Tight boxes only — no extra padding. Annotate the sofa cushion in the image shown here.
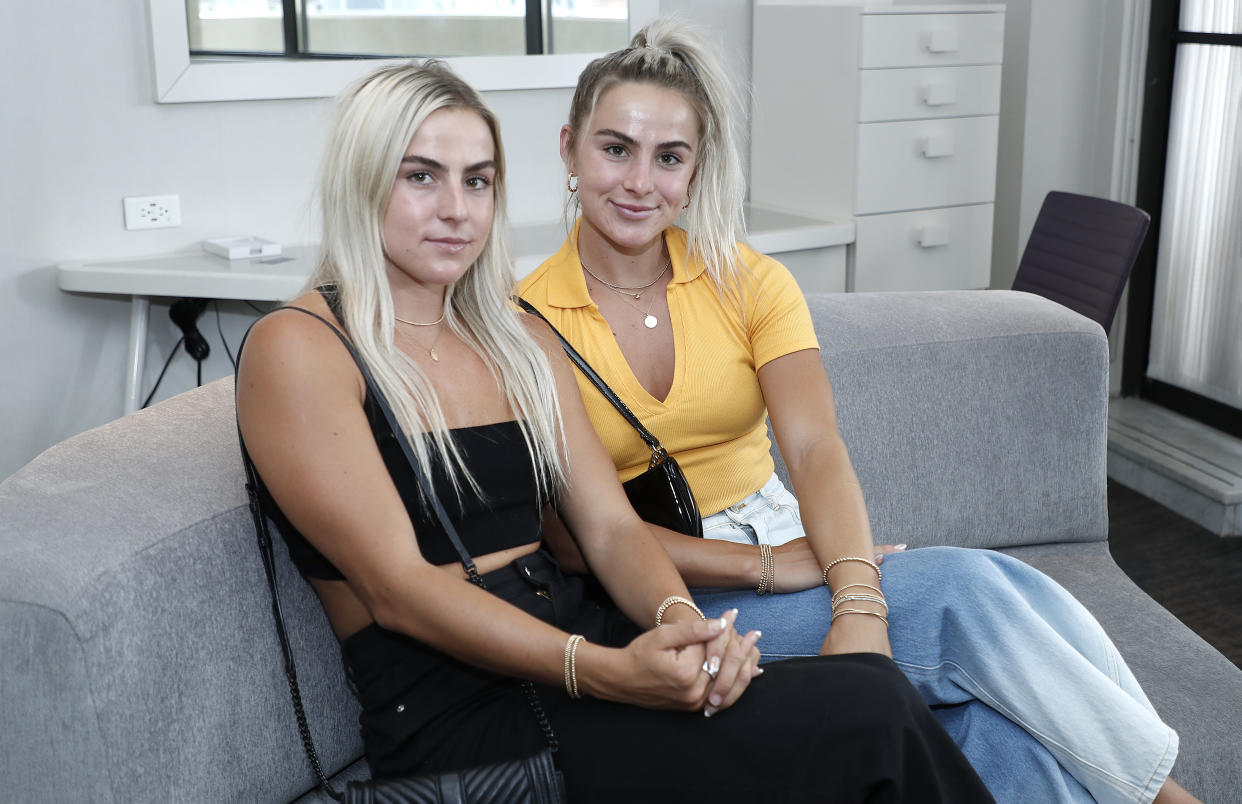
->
[773,290,1110,551]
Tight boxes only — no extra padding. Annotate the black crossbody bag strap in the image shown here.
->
[513,296,668,463]
[235,306,557,802]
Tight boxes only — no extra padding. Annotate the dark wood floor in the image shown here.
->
[1107,480,1242,669]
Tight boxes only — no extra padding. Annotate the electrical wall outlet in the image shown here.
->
[123,194,181,230]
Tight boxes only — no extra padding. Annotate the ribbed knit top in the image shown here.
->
[517,222,819,515]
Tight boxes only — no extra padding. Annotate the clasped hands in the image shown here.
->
[621,608,761,717]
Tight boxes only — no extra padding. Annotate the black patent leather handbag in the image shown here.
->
[515,297,703,539]
[237,306,566,804]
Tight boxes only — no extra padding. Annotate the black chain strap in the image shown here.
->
[512,296,667,460]
[243,470,343,801]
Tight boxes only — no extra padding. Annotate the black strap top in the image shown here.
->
[249,292,545,579]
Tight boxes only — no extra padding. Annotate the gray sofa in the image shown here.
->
[2,290,1239,802]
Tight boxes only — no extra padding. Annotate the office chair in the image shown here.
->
[1011,191,1151,334]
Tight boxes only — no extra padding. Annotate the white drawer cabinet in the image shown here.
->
[860,11,1005,68]
[751,2,1004,291]
[853,203,994,291]
[858,65,1002,122]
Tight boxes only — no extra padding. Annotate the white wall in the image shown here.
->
[988,0,1135,395]
[994,0,1130,289]
[0,1,572,478]
[0,0,1137,478]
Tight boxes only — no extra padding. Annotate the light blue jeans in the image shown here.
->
[693,475,1178,804]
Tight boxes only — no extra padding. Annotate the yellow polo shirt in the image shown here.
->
[517,223,819,515]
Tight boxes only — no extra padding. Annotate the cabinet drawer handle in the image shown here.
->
[923,29,960,54]
[921,82,958,107]
[920,134,955,159]
[917,225,950,248]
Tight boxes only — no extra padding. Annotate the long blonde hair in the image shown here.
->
[564,18,748,288]
[309,61,567,501]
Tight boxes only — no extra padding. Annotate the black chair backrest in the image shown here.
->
[1011,191,1151,334]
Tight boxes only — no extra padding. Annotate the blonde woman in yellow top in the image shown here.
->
[519,18,1197,804]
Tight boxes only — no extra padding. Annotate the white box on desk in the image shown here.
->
[203,236,282,260]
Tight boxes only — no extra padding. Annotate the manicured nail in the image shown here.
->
[895,544,907,551]
[756,667,765,675]
[708,656,721,675]
[874,554,884,563]
[717,617,727,629]
[753,630,762,639]
[709,693,722,707]
[704,706,717,718]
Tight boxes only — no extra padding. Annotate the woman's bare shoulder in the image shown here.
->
[238,290,362,410]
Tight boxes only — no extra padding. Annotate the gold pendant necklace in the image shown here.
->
[395,314,445,361]
[611,288,660,329]
[582,257,669,329]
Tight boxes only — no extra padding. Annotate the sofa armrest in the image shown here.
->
[774,290,1109,551]
[0,378,359,802]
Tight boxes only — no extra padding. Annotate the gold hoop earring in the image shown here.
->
[567,173,579,193]
[682,191,691,210]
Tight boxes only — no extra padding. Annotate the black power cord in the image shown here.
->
[214,300,238,372]
[140,298,212,409]
[171,298,211,362]
[141,298,269,408]
[141,336,186,409]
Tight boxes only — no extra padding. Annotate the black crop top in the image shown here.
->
[250,296,545,580]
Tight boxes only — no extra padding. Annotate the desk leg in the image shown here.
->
[124,296,150,415]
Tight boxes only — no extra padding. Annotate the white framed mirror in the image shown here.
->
[147,0,659,103]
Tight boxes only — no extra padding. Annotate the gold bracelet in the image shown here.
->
[830,608,889,627]
[832,594,889,611]
[822,556,882,586]
[655,595,705,627]
[757,543,775,596]
[564,634,585,699]
[832,582,883,598]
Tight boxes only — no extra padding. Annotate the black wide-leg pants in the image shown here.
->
[342,550,992,803]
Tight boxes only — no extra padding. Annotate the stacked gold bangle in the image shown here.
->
[654,595,705,627]
[756,543,775,596]
[821,555,882,586]
[824,560,889,627]
[563,634,585,699]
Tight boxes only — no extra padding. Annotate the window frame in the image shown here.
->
[148,0,658,103]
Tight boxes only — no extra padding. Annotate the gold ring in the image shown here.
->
[701,660,719,680]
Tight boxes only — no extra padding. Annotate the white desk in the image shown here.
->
[57,205,852,414]
[58,246,319,414]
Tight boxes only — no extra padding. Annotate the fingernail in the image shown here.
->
[708,656,721,675]
[717,617,727,629]
[709,693,722,706]
[756,667,765,675]
[704,706,716,718]
[895,544,907,551]
[874,553,885,563]
[754,630,762,639]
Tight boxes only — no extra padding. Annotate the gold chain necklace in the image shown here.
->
[581,257,670,300]
[395,311,446,361]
